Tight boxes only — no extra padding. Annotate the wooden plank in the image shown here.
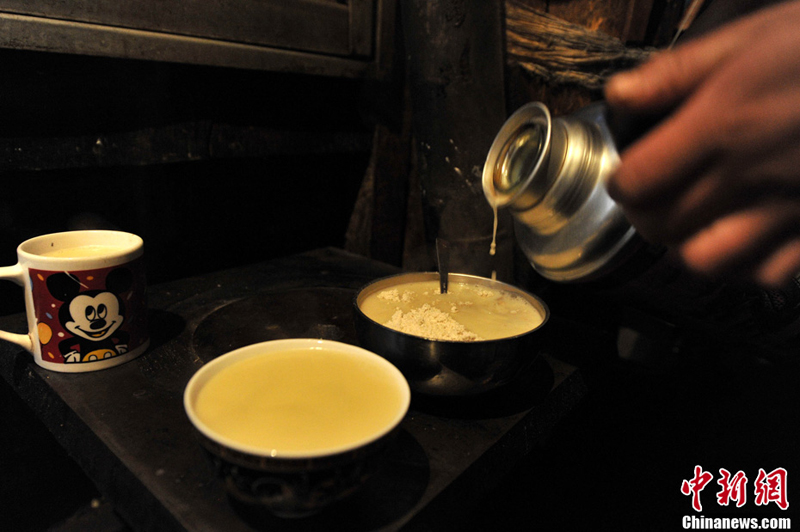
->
[372,0,398,80]
[0,0,352,56]
[368,124,410,266]
[0,13,373,77]
[546,0,635,40]
[622,0,656,43]
[350,0,375,56]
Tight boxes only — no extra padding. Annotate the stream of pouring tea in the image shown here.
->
[490,205,498,257]
[490,204,498,280]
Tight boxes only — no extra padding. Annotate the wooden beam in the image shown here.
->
[0,0,351,56]
[0,123,372,171]
[0,12,374,77]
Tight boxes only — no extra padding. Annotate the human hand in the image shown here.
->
[604,0,800,288]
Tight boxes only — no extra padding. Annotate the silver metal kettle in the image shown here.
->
[483,101,641,282]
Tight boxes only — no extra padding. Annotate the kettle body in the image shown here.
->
[483,101,642,282]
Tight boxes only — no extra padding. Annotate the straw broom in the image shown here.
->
[504,0,707,90]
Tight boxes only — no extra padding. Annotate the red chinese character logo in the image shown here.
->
[717,469,748,508]
[682,465,714,512]
[754,467,789,510]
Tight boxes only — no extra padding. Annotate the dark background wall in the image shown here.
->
[0,48,375,316]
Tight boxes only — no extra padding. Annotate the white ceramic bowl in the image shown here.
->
[184,338,410,517]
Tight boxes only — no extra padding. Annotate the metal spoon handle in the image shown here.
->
[436,238,449,294]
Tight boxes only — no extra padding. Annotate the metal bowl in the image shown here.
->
[353,272,549,396]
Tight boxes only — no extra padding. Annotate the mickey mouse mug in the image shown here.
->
[0,230,149,372]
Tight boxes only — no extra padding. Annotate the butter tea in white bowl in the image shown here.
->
[183,338,410,517]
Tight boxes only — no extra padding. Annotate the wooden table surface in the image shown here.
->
[0,248,586,531]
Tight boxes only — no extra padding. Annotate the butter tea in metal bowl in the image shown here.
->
[354,272,549,396]
[183,339,411,518]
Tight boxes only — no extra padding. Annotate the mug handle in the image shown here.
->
[0,264,34,352]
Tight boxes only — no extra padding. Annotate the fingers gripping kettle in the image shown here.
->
[484,101,800,360]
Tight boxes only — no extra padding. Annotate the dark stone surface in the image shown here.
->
[0,248,584,531]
